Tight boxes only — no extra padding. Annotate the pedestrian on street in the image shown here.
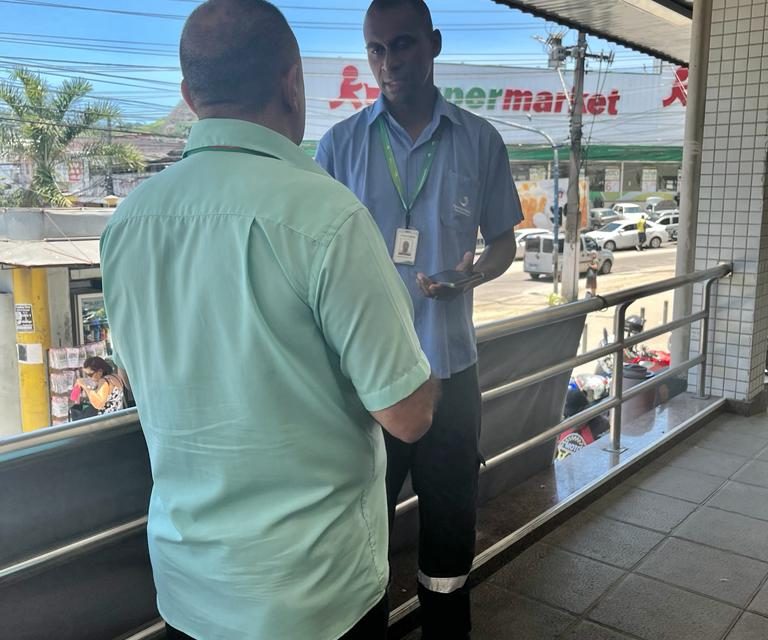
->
[636,214,647,251]
[316,1,522,637]
[586,252,599,298]
[100,1,437,639]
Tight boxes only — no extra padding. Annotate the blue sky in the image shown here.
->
[0,0,660,123]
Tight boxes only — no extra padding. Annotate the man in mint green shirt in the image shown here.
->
[100,2,435,638]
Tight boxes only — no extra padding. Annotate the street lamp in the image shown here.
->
[483,116,562,294]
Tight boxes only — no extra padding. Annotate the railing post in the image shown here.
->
[606,301,631,453]
[695,278,717,399]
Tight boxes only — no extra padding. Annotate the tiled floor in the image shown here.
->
[461,409,768,639]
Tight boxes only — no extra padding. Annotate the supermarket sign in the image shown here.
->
[329,63,621,116]
[302,58,687,146]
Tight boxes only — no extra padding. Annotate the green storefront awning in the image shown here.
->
[505,144,682,163]
[301,141,682,164]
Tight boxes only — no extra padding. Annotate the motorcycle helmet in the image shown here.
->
[625,314,645,335]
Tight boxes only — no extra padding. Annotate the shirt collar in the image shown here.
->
[366,91,462,129]
[184,118,325,176]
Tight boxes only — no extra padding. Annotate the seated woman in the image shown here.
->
[75,356,125,415]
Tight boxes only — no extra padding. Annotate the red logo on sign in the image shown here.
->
[329,65,380,110]
[663,67,688,107]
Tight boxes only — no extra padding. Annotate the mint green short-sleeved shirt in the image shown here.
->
[100,119,430,640]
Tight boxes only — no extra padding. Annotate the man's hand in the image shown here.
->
[416,251,475,299]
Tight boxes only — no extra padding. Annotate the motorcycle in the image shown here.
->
[594,315,670,376]
[557,315,671,460]
[556,373,611,460]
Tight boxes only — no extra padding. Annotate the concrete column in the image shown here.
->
[12,267,52,431]
[689,0,768,411]
[671,0,713,367]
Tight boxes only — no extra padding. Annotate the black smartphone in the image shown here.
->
[428,270,483,291]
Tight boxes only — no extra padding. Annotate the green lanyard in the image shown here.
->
[377,118,439,229]
[182,146,279,160]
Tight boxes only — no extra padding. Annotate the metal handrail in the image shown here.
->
[0,263,733,589]
[396,261,730,515]
[476,262,730,342]
[0,263,730,458]
[0,407,138,456]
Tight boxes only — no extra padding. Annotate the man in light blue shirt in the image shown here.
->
[100,1,436,639]
[316,1,522,637]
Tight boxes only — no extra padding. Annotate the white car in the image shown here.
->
[585,220,669,251]
[651,212,679,241]
[611,202,644,219]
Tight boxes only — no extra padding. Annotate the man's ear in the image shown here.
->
[431,29,442,59]
[181,79,198,116]
[281,63,302,113]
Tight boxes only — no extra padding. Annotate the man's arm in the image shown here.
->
[371,377,438,443]
[471,227,517,284]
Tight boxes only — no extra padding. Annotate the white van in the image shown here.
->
[523,234,613,280]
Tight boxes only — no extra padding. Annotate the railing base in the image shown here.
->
[602,446,628,454]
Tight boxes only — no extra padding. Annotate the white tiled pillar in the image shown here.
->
[691,0,768,406]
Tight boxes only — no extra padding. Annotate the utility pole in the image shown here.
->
[561,32,587,302]
[543,33,612,298]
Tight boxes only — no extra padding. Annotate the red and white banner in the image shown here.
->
[303,57,687,146]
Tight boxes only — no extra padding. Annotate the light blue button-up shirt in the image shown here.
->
[317,93,523,378]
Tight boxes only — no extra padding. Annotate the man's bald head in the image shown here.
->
[180,0,299,113]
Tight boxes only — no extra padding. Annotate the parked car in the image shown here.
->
[523,233,613,280]
[588,208,622,230]
[645,199,678,216]
[611,202,644,219]
[651,212,679,241]
[585,219,669,251]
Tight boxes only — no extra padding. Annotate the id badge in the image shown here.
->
[393,228,419,265]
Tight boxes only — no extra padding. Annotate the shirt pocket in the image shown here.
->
[440,170,480,231]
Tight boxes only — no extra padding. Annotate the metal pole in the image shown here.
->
[551,147,560,294]
[607,301,631,453]
[106,116,114,196]
[482,116,561,294]
[619,161,625,199]
[696,278,717,399]
[671,0,713,368]
[663,300,669,325]
[562,31,587,302]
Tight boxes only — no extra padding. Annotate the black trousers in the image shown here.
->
[385,364,482,640]
[165,594,388,640]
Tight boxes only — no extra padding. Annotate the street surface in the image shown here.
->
[473,245,678,365]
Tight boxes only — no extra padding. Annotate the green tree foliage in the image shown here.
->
[0,67,144,207]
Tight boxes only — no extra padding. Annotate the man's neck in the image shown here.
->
[386,87,438,142]
[195,104,300,145]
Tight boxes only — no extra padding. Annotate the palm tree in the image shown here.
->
[0,67,144,207]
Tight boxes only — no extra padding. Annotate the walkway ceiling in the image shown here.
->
[0,239,100,267]
[492,0,693,66]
